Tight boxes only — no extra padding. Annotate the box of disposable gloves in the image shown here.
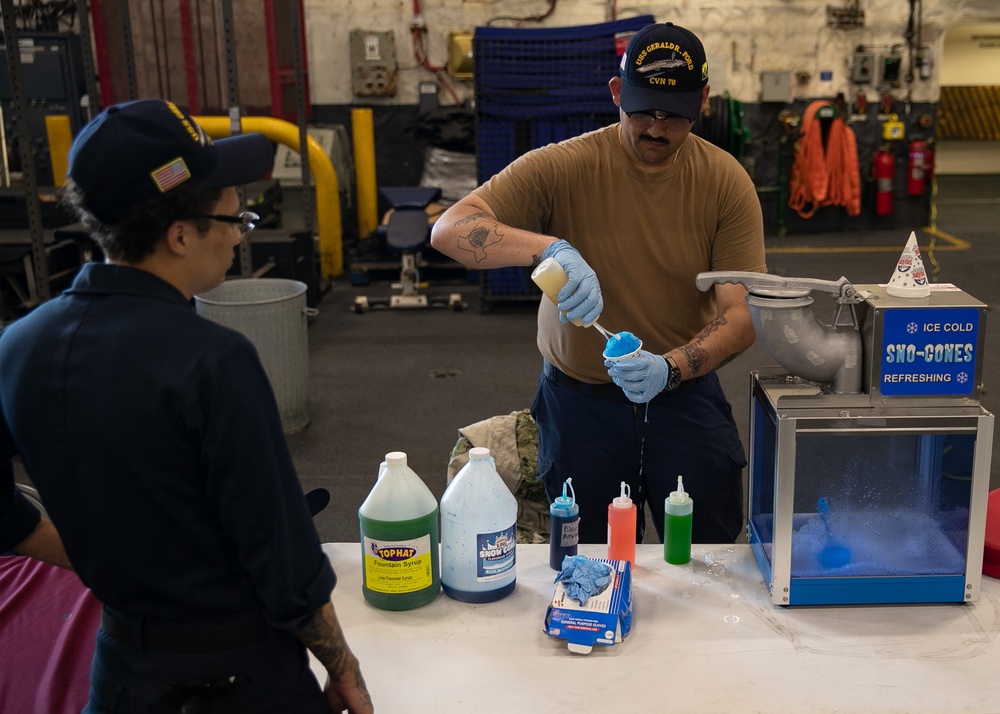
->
[543,556,633,654]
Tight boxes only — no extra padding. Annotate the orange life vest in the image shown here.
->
[788,100,861,218]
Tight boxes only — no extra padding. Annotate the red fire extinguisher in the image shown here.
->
[908,140,931,196]
[873,147,894,216]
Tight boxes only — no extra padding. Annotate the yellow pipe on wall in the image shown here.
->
[44,115,72,187]
[193,115,343,278]
[351,108,379,240]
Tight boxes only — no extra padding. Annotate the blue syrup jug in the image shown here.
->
[440,447,517,602]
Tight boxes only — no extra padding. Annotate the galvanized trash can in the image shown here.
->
[194,278,314,434]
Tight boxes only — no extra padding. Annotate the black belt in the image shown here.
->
[544,361,631,403]
[101,607,268,653]
[543,361,707,403]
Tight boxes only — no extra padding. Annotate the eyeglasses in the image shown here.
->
[625,111,694,129]
[189,211,260,243]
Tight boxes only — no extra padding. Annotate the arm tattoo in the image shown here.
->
[693,316,727,342]
[681,316,730,375]
[718,352,740,368]
[454,211,504,264]
[296,606,353,676]
[680,344,711,375]
[296,604,372,709]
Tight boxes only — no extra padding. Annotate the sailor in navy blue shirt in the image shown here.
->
[0,100,373,714]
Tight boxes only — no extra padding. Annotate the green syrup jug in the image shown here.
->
[358,451,441,610]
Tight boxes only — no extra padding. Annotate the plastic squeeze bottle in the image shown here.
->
[358,451,441,610]
[440,447,518,602]
[664,475,693,565]
[531,257,586,326]
[607,481,637,566]
[549,478,580,570]
[532,256,618,342]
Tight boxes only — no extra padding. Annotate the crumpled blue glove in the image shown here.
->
[555,555,613,605]
[605,350,669,403]
[541,239,603,326]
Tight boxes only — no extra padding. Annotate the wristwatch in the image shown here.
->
[664,355,683,391]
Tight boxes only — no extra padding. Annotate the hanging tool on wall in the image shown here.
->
[852,91,868,118]
[878,92,894,117]
[787,100,861,219]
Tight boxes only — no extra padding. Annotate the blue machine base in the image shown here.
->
[748,524,969,606]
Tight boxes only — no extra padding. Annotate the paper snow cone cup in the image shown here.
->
[886,231,931,298]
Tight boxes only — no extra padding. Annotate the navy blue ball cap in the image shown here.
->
[67,99,273,225]
[618,23,709,121]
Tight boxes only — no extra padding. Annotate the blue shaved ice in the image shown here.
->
[604,331,641,358]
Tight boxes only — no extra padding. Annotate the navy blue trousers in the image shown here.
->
[532,362,746,545]
[83,625,329,713]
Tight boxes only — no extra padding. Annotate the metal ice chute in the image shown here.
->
[695,271,864,394]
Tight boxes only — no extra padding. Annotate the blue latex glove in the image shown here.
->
[541,239,603,326]
[606,350,669,403]
[555,555,613,605]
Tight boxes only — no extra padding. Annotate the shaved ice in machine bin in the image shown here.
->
[603,331,642,360]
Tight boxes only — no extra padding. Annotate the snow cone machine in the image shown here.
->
[696,270,994,606]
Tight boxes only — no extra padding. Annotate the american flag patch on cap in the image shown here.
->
[150,157,191,192]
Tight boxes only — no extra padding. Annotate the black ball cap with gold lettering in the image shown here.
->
[68,99,273,225]
[618,22,709,121]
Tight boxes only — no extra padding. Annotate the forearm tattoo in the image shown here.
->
[680,316,730,375]
[680,343,711,374]
[298,606,354,677]
[454,211,504,263]
[718,352,740,368]
[297,607,373,706]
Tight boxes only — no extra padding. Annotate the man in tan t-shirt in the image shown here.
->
[431,23,766,546]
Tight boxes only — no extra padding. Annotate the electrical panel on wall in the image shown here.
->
[850,51,874,84]
[880,54,902,87]
[760,71,791,103]
[350,30,398,97]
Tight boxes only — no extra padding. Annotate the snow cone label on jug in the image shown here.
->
[363,534,435,594]
[476,526,516,582]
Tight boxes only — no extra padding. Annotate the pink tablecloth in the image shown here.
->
[0,556,100,714]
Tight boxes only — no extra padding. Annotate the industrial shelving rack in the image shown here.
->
[0,0,314,319]
[472,14,653,313]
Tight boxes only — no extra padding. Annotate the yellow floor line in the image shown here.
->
[766,226,971,254]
